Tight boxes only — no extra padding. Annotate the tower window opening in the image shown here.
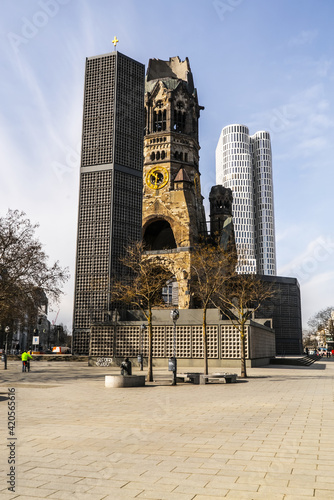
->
[173,109,186,133]
[153,109,166,132]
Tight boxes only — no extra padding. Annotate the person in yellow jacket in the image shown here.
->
[21,350,32,372]
[27,349,33,372]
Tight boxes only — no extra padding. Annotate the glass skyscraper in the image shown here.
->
[216,124,276,275]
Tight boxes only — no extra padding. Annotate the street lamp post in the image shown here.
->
[138,324,145,371]
[4,326,10,370]
[169,309,179,386]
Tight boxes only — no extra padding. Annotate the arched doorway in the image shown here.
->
[143,220,177,250]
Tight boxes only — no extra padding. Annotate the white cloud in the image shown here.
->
[275,224,300,244]
[278,236,334,284]
[295,136,328,157]
[301,271,334,325]
[288,29,318,47]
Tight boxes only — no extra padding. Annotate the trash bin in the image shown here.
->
[168,357,176,372]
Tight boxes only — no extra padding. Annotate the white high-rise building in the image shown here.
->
[216,124,276,275]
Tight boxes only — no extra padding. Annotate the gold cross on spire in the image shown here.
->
[112,36,119,50]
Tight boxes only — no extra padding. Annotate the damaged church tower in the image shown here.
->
[209,185,236,252]
[142,56,207,308]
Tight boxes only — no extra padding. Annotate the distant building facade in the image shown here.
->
[72,51,145,355]
[216,124,276,275]
[255,275,303,355]
[2,289,50,354]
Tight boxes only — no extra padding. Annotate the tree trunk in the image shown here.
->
[203,308,208,375]
[240,322,247,378]
[147,308,153,382]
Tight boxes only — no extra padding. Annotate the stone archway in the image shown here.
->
[143,219,177,251]
[142,218,192,309]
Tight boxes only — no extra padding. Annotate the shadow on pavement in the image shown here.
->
[266,363,326,370]
[0,392,9,401]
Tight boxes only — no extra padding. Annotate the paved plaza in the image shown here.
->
[1,358,334,499]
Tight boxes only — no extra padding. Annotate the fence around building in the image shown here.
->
[82,310,275,368]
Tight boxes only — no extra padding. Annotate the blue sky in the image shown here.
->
[1,0,334,330]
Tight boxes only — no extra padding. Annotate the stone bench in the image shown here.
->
[105,375,146,388]
[200,373,238,384]
[178,372,237,385]
[177,372,203,384]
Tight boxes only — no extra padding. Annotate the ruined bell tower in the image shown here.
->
[142,56,207,308]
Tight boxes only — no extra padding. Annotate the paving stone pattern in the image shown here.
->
[1,359,334,499]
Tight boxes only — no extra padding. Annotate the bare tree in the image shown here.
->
[308,306,334,341]
[302,329,318,350]
[191,241,236,375]
[112,241,173,382]
[218,274,274,378]
[0,210,69,330]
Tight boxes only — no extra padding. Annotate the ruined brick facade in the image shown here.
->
[142,57,207,308]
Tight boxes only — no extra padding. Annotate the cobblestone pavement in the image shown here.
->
[1,358,334,499]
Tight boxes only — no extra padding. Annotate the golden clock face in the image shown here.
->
[146,167,169,190]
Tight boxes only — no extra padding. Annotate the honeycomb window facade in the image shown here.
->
[89,324,250,360]
[73,51,145,355]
